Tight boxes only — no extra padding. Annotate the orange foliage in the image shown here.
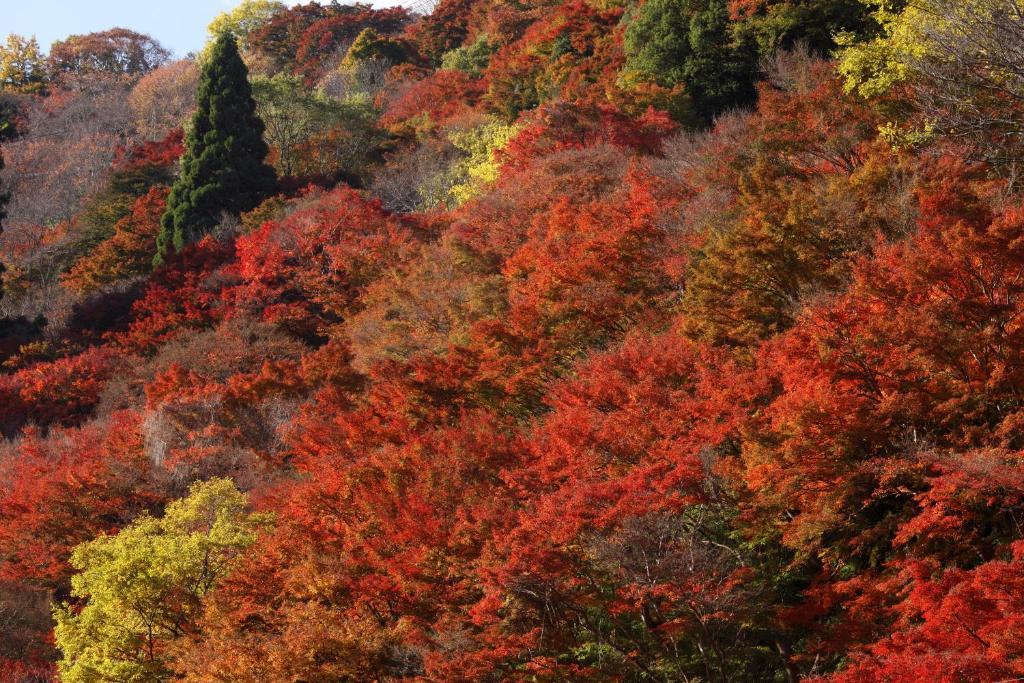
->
[63,186,169,293]
[5,3,1024,681]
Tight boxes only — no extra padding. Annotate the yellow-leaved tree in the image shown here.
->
[838,0,1024,159]
[201,0,285,66]
[54,478,271,682]
[0,33,47,94]
[419,116,521,209]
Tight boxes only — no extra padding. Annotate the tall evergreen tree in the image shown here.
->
[155,33,275,265]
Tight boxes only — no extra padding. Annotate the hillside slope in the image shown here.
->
[2,0,1024,680]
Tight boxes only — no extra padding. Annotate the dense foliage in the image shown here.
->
[154,33,275,265]
[48,29,170,80]
[1,0,1024,680]
[53,478,269,682]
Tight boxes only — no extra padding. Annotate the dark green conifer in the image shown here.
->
[155,33,275,265]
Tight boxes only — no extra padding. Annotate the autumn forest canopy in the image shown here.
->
[3,0,1024,680]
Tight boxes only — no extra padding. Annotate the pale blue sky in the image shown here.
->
[5,1,401,59]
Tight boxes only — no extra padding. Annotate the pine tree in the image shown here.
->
[155,33,275,266]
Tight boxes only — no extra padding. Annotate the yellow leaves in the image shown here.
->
[447,118,520,205]
[54,478,271,683]
[835,0,921,99]
[878,119,937,150]
[837,0,1024,156]
[420,117,521,210]
[205,0,285,52]
[837,0,1010,98]
[0,34,47,94]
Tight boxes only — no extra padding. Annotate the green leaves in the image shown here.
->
[251,72,347,176]
[622,0,758,124]
[155,33,276,266]
[440,34,496,77]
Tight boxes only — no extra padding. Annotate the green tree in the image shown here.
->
[251,72,347,176]
[439,34,495,77]
[54,478,270,683]
[738,0,872,57]
[155,33,276,265]
[623,0,758,124]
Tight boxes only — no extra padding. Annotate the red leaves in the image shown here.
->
[752,54,880,176]
[734,159,1024,675]
[807,166,1024,452]
[116,237,236,353]
[482,0,625,117]
[245,1,410,81]
[893,450,1024,561]
[0,413,159,670]
[381,69,486,130]
[293,5,410,80]
[0,412,158,587]
[499,102,676,172]
[231,186,413,336]
[489,169,680,389]
[497,331,736,568]
[113,129,184,174]
[63,185,169,293]
[7,8,1024,678]
[445,330,763,677]
[0,347,119,437]
[825,547,1024,682]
